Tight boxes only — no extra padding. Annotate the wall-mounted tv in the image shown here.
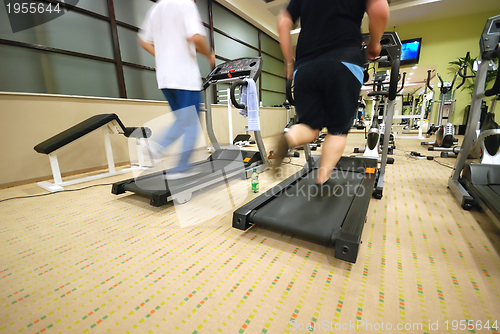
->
[378,38,422,68]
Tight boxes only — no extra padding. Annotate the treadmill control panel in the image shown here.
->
[481,15,500,59]
[203,57,262,89]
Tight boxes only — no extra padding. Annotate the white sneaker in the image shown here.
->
[165,169,200,180]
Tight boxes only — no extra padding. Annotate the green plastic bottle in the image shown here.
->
[251,168,259,193]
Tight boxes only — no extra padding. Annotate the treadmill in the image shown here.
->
[232,32,402,263]
[448,15,500,228]
[112,57,269,207]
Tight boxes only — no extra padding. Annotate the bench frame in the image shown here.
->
[38,120,150,192]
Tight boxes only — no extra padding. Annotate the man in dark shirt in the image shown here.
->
[276,0,389,185]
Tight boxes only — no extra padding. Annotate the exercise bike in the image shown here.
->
[354,69,402,156]
[353,63,398,161]
[422,55,468,149]
[442,94,499,161]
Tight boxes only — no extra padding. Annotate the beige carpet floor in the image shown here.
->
[1,133,499,334]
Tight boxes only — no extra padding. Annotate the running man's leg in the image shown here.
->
[272,62,323,173]
[272,124,320,174]
[171,90,201,172]
[316,134,346,184]
[157,89,186,150]
[318,61,362,184]
[285,123,320,148]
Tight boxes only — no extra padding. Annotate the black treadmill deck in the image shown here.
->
[232,156,378,263]
[252,168,364,245]
[112,155,246,207]
[462,163,500,224]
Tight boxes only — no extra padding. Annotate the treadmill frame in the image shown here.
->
[232,32,403,263]
[233,157,378,263]
[112,57,269,206]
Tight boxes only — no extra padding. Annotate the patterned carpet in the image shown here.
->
[1,133,499,334]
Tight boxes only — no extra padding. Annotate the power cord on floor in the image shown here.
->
[0,183,114,203]
[283,158,304,168]
[405,151,434,161]
[404,151,454,169]
[268,151,304,168]
[433,158,454,169]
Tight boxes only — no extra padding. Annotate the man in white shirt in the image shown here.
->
[138,0,215,178]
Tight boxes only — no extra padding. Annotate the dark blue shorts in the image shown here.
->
[293,59,362,135]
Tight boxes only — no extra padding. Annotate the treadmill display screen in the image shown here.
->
[206,58,261,83]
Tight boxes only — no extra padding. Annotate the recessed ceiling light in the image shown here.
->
[409,72,414,75]
[412,66,418,69]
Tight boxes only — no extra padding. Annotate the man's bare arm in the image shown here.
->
[366,0,389,60]
[278,9,295,79]
[137,36,155,56]
[190,34,216,68]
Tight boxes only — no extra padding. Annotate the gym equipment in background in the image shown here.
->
[353,68,402,157]
[448,15,500,228]
[353,98,367,130]
[421,56,469,149]
[34,114,152,192]
[440,97,496,159]
[216,87,256,148]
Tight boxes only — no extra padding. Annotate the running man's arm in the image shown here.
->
[366,0,389,60]
[278,9,295,79]
[190,34,216,68]
[137,37,155,56]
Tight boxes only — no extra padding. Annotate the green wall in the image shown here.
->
[390,11,499,124]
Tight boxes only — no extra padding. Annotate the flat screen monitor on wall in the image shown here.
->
[378,38,422,68]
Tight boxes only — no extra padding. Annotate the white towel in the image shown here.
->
[238,78,260,131]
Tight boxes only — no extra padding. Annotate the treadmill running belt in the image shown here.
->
[251,168,363,245]
[473,185,500,220]
[121,158,245,205]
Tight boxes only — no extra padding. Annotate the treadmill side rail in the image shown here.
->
[447,177,474,210]
[233,209,254,230]
[335,173,377,263]
[111,182,126,195]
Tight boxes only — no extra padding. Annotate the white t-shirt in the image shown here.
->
[139,0,206,91]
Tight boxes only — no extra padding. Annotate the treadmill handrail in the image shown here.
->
[230,80,248,109]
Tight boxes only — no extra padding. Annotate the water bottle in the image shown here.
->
[251,168,259,193]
